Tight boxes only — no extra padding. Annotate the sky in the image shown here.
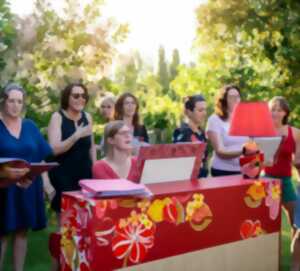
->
[9,0,205,64]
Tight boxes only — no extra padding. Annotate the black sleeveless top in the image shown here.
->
[48,110,92,212]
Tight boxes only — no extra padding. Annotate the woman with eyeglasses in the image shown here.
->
[48,83,96,213]
[173,94,208,177]
[114,92,149,145]
[47,83,95,270]
[92,120,139,182]
[206,85,248,176]
[0,83,53,271]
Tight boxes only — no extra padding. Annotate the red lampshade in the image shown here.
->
[229,102,276,137]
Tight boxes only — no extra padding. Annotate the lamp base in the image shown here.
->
[240,142,264,179]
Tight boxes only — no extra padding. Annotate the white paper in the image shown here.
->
[253,136,282,163]
[140,157,196,184]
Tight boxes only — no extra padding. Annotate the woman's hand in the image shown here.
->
[16,178,32,189]
[74,123,92,141]
[1,166,29,180]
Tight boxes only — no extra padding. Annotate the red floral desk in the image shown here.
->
[60,176,281,271]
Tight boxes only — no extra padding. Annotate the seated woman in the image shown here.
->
[172,94,208,177]
[93,120,139,182]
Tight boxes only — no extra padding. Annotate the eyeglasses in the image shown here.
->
[116,130,132,136]
[228,94,240,100]
[71,93,88,100]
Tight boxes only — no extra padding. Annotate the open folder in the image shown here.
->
[253,136,282,164]
[0,158,58,179]
[79,179,152,198]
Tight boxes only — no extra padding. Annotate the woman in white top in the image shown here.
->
[206,85,248,176]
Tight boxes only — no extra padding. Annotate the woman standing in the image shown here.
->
[93,120,138,182]
[173,94,208,177]
[206,85,248,176]
[0,84,52,271]
[48,83,95,213]
[263,97,300,271]
[114,92,149,144]
[99,95,115,123]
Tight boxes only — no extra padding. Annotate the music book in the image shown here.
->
[79,179,152,198]
[253,137,282,164]
[0,158,58,179]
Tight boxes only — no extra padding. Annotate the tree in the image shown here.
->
[193,0,300,123]
[1,0,128,128]
[157,46,169,93]
[169,49,180,82]
[0,0,16,72]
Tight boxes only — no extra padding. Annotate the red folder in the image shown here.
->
[0,158,58,180]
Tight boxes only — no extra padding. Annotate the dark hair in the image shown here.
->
[60,83,89,110]
[184,94,206,111]
[103,120,126,155]
[215,84,241,120]
[114,92,139,128]
[269,96,290,124]
[0,83,26,111]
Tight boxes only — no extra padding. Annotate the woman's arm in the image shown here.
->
[48,112,91,156]
[42,172,55,201]
[86,113,96,163]
[293,127,300,174]
[206,130,243,159]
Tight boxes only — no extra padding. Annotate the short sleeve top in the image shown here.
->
[206,114,248,171]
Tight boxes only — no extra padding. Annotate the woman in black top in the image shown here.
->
[48,83,95,212]
[173,95,208,177]
[114,92,149,143]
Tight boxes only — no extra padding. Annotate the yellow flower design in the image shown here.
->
[119,218,128,229]
[147,199,165,222]
[246,181,266,201]
[137,199,151,212]
[128,210,140,226]
[271,184,281,200]
[139,214,153,229]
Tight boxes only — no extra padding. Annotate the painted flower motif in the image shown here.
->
[91,217,115,247]
[185,193,213,231]
[147,199,165,222]
[61,227,77,269]
[240,220,265,239]
[265,182,281,220]
[246,181,266,201]
[112,212,156,266]
[137,199,151,212]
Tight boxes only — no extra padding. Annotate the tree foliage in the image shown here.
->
[0,0,16,71]
[189,0,300,124]
[1,0,128,129]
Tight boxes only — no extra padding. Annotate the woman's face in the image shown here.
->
[187,101,207,126]
[227,88,241,113]
[109,125,133,152]
[4,90,24,118]
[123,96,137,118]
[68,86,87,112]
[100,100,114,121]
[270,101,286,125]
